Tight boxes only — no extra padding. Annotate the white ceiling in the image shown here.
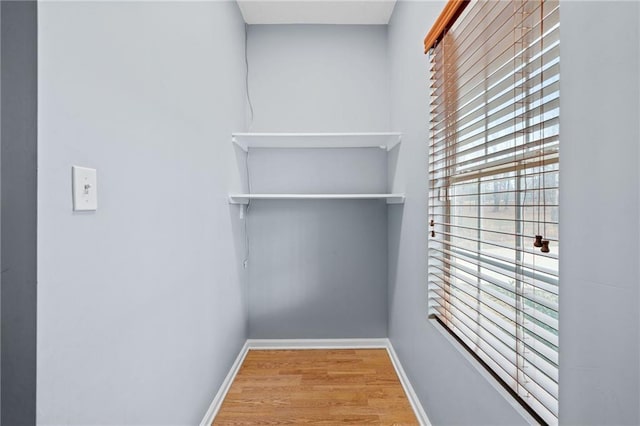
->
[236,1,398,25]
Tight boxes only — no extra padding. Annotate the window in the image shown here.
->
[426,1,559,424]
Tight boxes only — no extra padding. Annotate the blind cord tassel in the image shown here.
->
[533,235,543,247]
[540,239,550,253]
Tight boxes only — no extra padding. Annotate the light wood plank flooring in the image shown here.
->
[213,349,419,425]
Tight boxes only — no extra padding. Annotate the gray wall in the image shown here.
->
[246,25,390,338]
[559,2,640,424]
[37,2,248,424]
[388,1,640,424]
[1,1,37,424]
[387,2,528,424]
[246,25,390,133]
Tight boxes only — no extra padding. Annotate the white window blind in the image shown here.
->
[427,1,559,424]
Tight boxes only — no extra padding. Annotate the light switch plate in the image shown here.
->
[72,166,97,211]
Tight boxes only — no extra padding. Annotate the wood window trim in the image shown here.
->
[423,0,469,53]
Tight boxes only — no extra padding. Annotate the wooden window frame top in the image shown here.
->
[423,0,469,53]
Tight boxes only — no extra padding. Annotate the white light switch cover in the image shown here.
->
[72,166,97,211]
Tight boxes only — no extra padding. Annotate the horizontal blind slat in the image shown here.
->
[433,253,559,315]
[429,285,559,384]
[430,23,560,122]
[430,113,560,162]
[428,262,560,334]
[430,244,559,291]
[429,277,560,367]
[429,238,559,279]
[436,229,559,261]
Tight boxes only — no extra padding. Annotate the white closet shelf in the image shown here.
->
[231,132,402,152]
[228,193,405,205]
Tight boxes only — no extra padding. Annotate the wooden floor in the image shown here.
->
[214,349,418,425]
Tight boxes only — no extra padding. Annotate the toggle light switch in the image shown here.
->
[72,166,97,211]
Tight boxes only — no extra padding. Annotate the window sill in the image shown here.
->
[427,317,543,426]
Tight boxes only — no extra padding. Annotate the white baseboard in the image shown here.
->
[199,338,430,426]
[199,341,249,426]
[247,338,389,350]
[385,342,431,426]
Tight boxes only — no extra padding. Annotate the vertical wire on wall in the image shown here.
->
[245,23,255,132]
[243,23,254,268]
